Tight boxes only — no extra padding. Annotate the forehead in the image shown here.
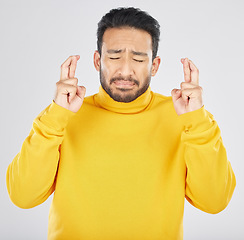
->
[102,27,152,53]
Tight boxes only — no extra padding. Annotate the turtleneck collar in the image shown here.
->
[93,85,153,114]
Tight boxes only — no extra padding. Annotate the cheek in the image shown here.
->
[100,65,110,79]
[136,64,151,79]
[100,60,115,77]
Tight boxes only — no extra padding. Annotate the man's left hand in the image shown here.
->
[171,58,203,116]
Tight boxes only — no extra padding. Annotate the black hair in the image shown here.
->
[97,7,160,60]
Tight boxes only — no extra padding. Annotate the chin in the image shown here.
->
[100,70,151,103]
[109,87,145,103]
[111,93,138,103]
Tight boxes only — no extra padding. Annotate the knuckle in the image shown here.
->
[181,82,187,89]
[56,82,63,90]
[198,86,203,92]
[194,86,202,94]
[69,78,78,85]
[73,78,78,85]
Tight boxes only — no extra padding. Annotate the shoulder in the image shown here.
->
[74,93,100,117]
[152,91,172,103]
[151,91,174,111]
[83,94,96,105]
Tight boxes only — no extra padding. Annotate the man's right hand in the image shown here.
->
[54,55,86,113]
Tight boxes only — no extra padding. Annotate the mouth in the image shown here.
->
[112,80,136,89]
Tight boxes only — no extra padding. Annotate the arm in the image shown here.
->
[6,103,75,208]
[6,55,86,209]
[180,107,236,213]
[172,58,236,213]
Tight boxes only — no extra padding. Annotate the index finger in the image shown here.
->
[189,60,199,85]
[181,58,191,83]
[60,55,80,80]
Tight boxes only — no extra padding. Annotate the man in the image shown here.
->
[6,7,236,240]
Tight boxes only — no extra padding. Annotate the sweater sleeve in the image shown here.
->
[179,106,236,214]
[6,102,75,209]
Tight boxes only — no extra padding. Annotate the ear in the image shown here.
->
[94,50,101,71]
[151,56,161,76]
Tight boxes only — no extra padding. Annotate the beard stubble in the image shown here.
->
[99,70,151,103]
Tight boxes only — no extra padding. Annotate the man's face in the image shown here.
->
[94,27,160,102]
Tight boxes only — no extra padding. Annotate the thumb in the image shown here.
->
[171,89,181,102]
[77,86,86,100]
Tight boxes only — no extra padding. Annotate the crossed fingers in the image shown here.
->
[60,55,80,80]
[181,58,199,85]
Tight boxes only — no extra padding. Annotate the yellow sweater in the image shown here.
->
[6,86,236,240]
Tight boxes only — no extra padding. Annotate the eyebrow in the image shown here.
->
[107,49,148,57]
[131,50,148,57]
[107,49,123,54]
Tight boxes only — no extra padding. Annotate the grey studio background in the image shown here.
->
[0,0,243,239]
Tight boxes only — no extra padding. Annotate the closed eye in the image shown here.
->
[133,59,144,62]
[109,57,120,60]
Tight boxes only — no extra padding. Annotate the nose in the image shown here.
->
[117,58,134,77]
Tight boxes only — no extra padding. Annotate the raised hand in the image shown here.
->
[54,55,86,113]
[171,58,203,116]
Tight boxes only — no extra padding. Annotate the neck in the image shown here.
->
[94,85,153,114]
